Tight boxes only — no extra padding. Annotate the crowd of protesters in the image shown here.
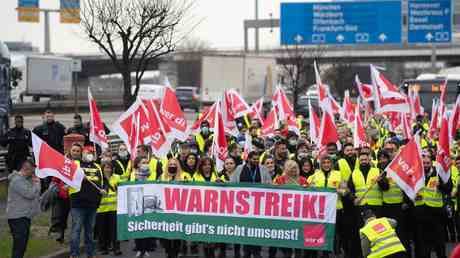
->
[4,107,460,258]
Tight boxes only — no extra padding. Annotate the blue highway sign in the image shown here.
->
[407,0,452,44]
[280,0,402,45]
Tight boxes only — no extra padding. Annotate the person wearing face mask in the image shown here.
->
[287,132,299,154]
[160,159,191,258]
[231,151,272,258]
[413,152,452,258]
[131,145,163,182]
[308,155,347,258]
[294,142,310,163]
[345,152,383,258]
[49,143,82,244]
[68,146,104,258]
[113,144,132,181]
[96,162,122,256]
[194,121,213,155]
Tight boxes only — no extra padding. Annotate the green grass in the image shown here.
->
[0,212,64,258]
[0,181,7,201]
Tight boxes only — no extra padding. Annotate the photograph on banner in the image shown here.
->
[117,181,338,251]
[17,0,40,23]
[60,0,80,24]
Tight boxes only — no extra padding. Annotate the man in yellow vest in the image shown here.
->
[360,209,406,258]
[194,121,213,155]
[413,152,452,258]
[113,144,132,181]
[69,146,104,258]
[337,143,359,183]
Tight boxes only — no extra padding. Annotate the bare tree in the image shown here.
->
[322,60,355,99]
[278,44,325,112]
[80,0,193,107]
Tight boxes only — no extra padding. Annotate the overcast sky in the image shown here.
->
[1,0,317,54]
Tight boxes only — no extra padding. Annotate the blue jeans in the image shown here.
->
[70,207,97,257]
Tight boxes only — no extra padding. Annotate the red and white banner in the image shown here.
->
[211,101,229,171]
[88,88,108,150]
[429,99,440,139]
[318,101,339,150]
[160,87,188,141]
[371,65,409,114]
[408,89,423,120]
[222,91,239,137]
[355,75,373,102]
[142,99,172,158]
[401,112,413,140]
[227,89,251,118]
[32,133,86,190]
[436,112,451,183]
[342,90,355,124]
[386,133,425,200]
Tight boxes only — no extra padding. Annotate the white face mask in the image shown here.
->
[118,150,128,158]
[140,164,150,172]
[84,154,94,162]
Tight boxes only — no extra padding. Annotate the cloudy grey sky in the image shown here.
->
[1,0,314,54]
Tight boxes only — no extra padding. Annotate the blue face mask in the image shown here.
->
[201,127,209,135]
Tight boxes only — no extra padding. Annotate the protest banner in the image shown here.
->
[117,181,337,251]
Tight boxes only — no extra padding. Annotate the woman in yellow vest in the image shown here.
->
[360,209,406,258]
[160,158,191,258]
[308,155,347,257]
[131,156,157,258]
[193,156,220,183]
[218,157,237,182]
[182,153,199,178]
[95,162,122,256]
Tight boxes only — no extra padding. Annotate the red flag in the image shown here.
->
[222,91,239,136]
[160,86,188,141]
[436,112,451,183]
[314,61,328,109]
[355,75,373,102]
[353,102,368,148]
[249,98,264,124]
[309,101,320,144]
[189,102,218,135]
[439,79,448,116]
[342,90,356,124]
[242,131,253,161]
[228,89,251,118]
[273,86,299,135]
[449,95,460,140]
[371,65,409,113]
[261,108,278,137]
[386,133,425,200]
[211,101,228,171]
[401,112,413,140]
[129,112,141,159]
[88,88,108,150]
[32,133,86,190]
[318,100,339,149]
[142,99,172,158]
[408,89,424,120]
[429,99,440,139]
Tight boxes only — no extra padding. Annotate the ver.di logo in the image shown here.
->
[303,224,325,247]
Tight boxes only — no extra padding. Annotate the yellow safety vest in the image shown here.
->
[160,171,192,182]
[452,166,459,210]
[415,176,444,208]
[97,174,120,213]
[116,160,132,182]
[352,167,383,206]
[69,161,103,195]
[193,172,219,182]
[383,177,404,204]
[308,170,343,210]
[360,217,406,258]
[195,133,213,153]
[338,158,359,182]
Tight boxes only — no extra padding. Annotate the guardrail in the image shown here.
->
[11,99,124,114]
[0,133,124,182]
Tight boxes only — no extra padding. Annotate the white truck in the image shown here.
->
[14,55,73,102]
[200,55,278,104]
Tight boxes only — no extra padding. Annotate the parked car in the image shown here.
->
[176,86,201,112]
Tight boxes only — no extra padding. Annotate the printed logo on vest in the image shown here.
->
[303,224,325,247]
[372,223,387,234]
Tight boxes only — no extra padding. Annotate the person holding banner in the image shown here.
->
[160,158,191,258]
[308,155,347,257]
[413,153,452,258]
[69,145,104,258]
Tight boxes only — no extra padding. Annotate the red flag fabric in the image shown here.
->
[386,133,425,200]
[371,65,409,113]
[353,103,368,148]
[32,133,86,190]
[242,131,253,161]
[355,75,373,102]
[227,89,251,118]
[436,112,451,183]
[142,99,172,158]
[314,61,328,109]
[160,87,188,141]
[408,89,424,120]
[308,101,320,144]
[401,112,413,140]
[222,91,239,137]
[211,101,228,171]
[249,98,264,124]
[318,100,339,149]
[342,90,356,124]
[449,95,460,140]
[273,86,299,135]
[429,99,440,139]
[88,88,108,150]
[189,102,218,135]
[261,108,278,137]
